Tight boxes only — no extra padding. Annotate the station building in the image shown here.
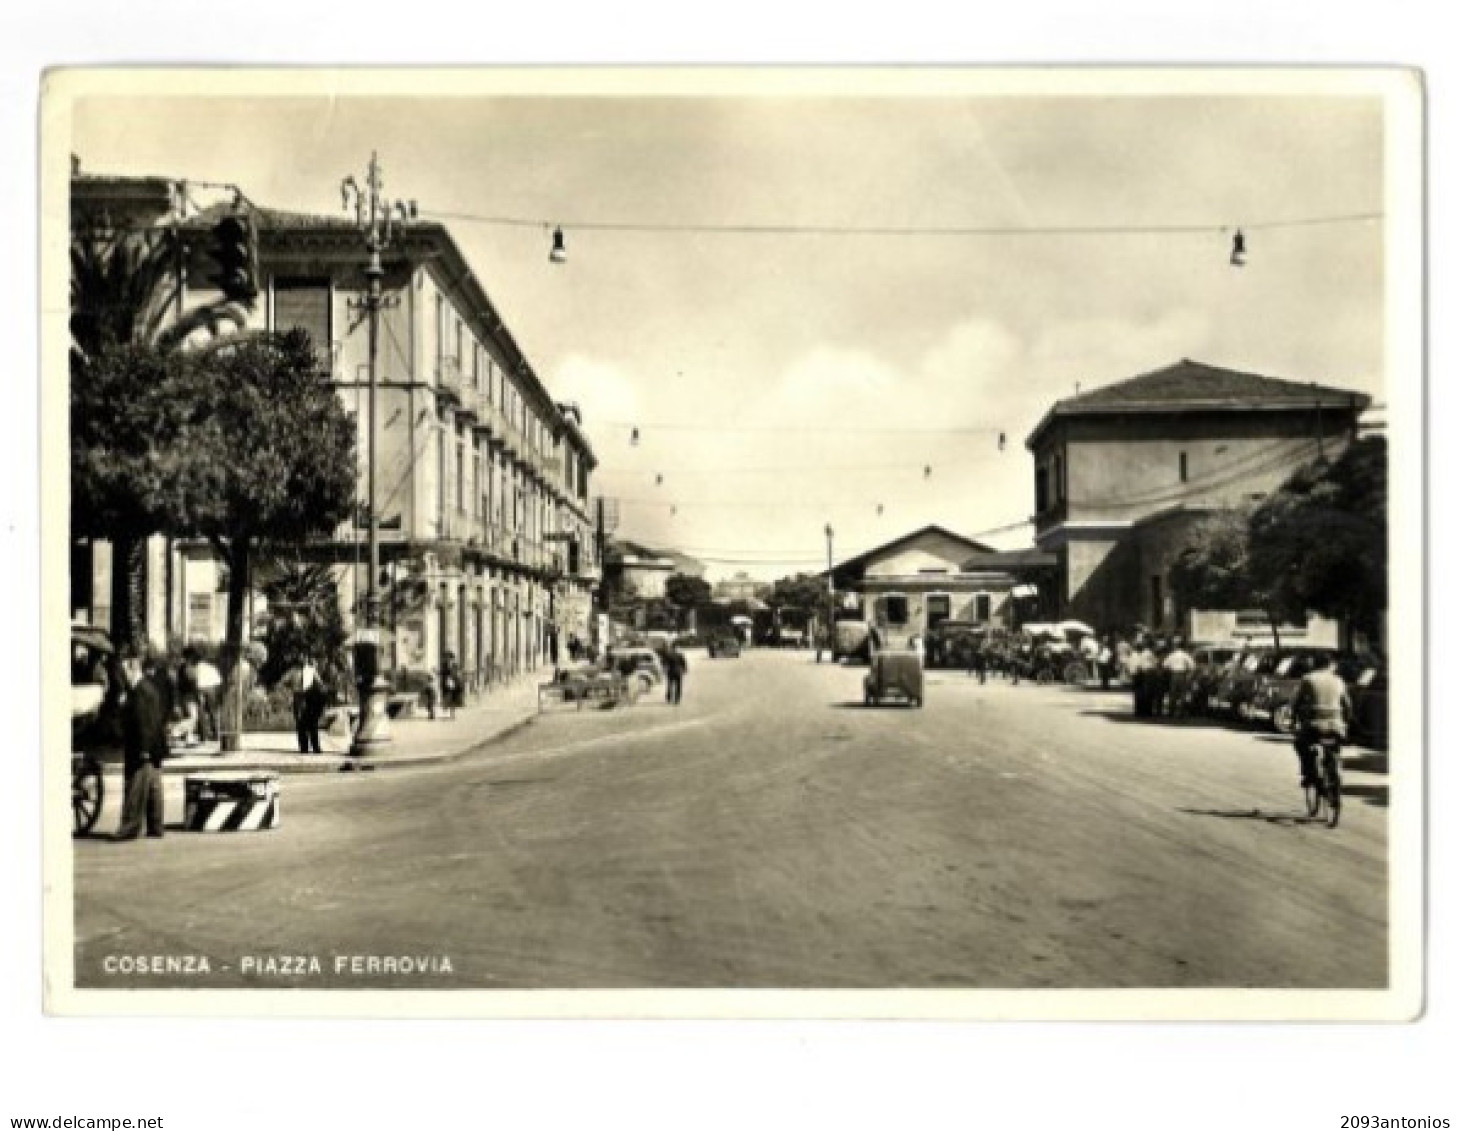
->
[1025,359,1370,635]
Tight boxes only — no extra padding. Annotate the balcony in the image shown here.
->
[456,384,479,424]
[435,355,464,405]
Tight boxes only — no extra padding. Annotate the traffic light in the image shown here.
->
[208,213,259,304]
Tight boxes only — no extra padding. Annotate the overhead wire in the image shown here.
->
[425,208,1383,238]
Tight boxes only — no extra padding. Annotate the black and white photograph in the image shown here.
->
[40,67,1422,1018]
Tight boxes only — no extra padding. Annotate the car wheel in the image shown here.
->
[1273,703,1295,734]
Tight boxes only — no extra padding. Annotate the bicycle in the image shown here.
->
[1302,735,1343,828]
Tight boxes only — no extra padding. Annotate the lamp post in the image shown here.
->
[823,523,835,663]
[342,153,414,754]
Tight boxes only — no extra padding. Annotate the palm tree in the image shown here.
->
[70,203,257,646]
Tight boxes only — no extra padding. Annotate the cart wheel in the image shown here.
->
[1273,703,1295,734]
[73,760,103,836]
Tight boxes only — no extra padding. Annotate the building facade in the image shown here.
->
[1025,359,1370,632]
[71,171,600,682]
[828,525,1053,640]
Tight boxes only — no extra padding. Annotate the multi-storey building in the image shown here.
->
[71,170,600,681]
[1025,359,1370,632]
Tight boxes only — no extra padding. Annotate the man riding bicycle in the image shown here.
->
[1291,652,1353,787]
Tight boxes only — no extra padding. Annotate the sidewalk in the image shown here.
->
[98,676,544,777]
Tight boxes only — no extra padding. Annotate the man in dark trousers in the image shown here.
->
[116,648,169,839]
[664,640,688,706]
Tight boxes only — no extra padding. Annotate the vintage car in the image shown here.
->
[833,618,872,664]
[707,632,742,659]
[1188,643,1242,715]
[925,621,987,670]
[1259,649,1377,734]
[863,648,924,708]
[607,646,667,694]
[1350,663,1389,749]
[1212,647,1281,720]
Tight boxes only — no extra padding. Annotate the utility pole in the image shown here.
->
[822,523,835,663]
[342,153,413,754]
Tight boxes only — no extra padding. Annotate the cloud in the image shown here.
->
[549,354,642,429]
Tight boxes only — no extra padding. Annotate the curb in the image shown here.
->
[99,710,539,778]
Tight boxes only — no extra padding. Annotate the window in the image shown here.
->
[926,593,951,629]
[883,594,909,626]
[456,438,465,511]
[272,279,331,365]
[975,593,992,622]
[1179,451,1189,482]
[1053,454,1064,503]
[1035,466,1049,513]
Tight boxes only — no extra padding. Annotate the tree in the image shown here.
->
[664,572,712,611]
[69,342,197,646]
[70,213,260,643]
[71,216,257,364]
[1249,436,1387,647]
[766,572,828,613]
[256,555,350,689]
[174,330,357,749]
[1168,509,1297,649]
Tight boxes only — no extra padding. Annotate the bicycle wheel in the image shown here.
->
[73,759,103,836]
[1325,762,1342,828]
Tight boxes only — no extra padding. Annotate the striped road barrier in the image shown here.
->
[184,773,281,832]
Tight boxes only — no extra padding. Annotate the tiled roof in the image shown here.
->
[827,524,996,579]
[1026,359,1371,448]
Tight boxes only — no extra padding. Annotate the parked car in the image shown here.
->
[833,619,872,664]
[1188,643,1242,715]
[707,633,742,659]
[1258,649,1374,733]
[926,621,987,669]
[1212,646,1280,720]
[606,647,666,693]
[1350,663,1389,749]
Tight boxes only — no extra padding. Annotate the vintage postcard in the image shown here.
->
[40,67,1424,1018]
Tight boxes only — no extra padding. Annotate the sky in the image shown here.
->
[73,84,1386,580]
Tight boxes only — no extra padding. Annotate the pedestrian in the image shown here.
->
[143,654,176,739]
[174,648,201,747]
[440,651,464,720]
[664,640,688,705]
[970,640,988,685]
[115,647,168,840]
[292,652,329,754]
[1162,638,1196,718]
[1130,639,1155,718]
[192,651,222,742]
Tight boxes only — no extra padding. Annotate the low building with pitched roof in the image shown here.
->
[825,524,1057,640]
[1025,359,1371,632]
